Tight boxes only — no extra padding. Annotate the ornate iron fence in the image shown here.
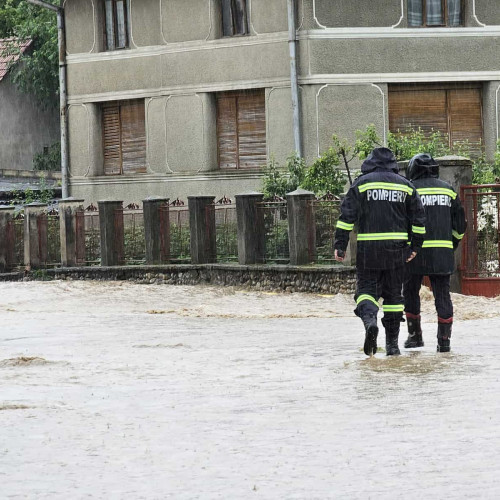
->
[460,184,500,296]
[308,194,342,264]
[213,196,238,262]
[76,204,101,266]
[169,199,190,262]
[257,197,289,264]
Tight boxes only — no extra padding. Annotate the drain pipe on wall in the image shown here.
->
[26,0,69,199]
[287,0,302,158]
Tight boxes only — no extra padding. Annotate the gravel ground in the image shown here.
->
[1,281,499,499]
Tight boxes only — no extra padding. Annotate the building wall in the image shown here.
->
[64,0,500,203]
[0,74,59,171]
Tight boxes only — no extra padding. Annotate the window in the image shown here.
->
[102,100,146,175]
[408,0,463,27]
[388,83,483,156]
[221,0,249,36]
[104,0,129,50]
[216,90,266,169]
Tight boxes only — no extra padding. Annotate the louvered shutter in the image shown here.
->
[448,88,483,156]
[120,101,146,174]
[237,92,266,168]
[389,88,448,137]
[103,104,122,175]
[217,90,266,169]
[217,95,238,169]
[389,84,483,155]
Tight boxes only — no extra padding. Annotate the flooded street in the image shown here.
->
[1,281,500,499]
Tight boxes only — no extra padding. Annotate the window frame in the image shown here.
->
[408,0,465,27]
[103,0,130,51]
[221,0,250,38]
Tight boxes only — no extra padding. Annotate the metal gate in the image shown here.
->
[460,184,500,297]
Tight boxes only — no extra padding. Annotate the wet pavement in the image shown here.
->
[1,281,499,499]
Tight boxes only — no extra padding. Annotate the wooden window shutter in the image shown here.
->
[103,100,146,175]
[448,88,483,155]
[237,92,266,168]
[217,95,238,169]
[120,100,146,174]
[388,84,483,155]
[103,104,122,175]
[389,88,448,137]
[217,90,266,169]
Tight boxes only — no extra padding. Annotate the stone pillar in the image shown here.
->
[286,188,315,265]
[58,198,85,267]
[98,200,124,267]
[188,196,216,264]
[235,192,265,264]
[436,156,473,293]
[143,197,170,265]
[24,202,48,270]
[0,205,16,272]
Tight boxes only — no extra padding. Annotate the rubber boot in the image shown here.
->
[361,312,378,356]
[404,313,424,348]
[383,317,401,356]
[437,321,452,353]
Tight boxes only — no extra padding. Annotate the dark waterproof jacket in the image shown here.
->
[407,168,467,275]
[334,151,426,270]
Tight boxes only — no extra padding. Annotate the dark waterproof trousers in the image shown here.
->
[355,266,405,327]
[404,274,453,321]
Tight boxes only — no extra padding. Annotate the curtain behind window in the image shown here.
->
[447,0,462,26]
[408,0,423,27]
[426,0,443,25]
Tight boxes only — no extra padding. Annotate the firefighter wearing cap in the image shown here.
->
[334,147,426,356]
[404,153,467,353]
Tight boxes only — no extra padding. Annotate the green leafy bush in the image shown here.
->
[33,142,61,171]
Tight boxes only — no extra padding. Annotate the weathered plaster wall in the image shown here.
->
[0,75,59,171]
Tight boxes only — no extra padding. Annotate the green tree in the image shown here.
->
[0,0,58,108]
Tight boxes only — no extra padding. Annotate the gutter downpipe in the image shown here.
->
[26,0,69,199]
[287,0,302,158]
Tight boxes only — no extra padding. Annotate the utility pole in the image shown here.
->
[26,0,69,199]
[287,0,302,158]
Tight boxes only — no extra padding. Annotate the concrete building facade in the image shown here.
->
[64,0,500,204]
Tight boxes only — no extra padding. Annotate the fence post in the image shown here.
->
[143,196,170,264]
[235,192,265,264]
[58,198,85,267]
[286,188,315,265]
[24,202,48,270]
[0,205,16,272]
[188,196,216,264]
[98,200,124,266]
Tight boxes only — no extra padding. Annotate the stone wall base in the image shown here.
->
[0,264,356,294]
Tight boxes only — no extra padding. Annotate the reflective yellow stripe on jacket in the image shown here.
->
[336,221,355,231]
[422,240,453,249]
[452,230,464,240]
[358,182,413,195]
[417,187,457,199]
[357,232,408,241]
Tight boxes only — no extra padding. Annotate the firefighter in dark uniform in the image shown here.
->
[334,147,426,356]
[404,153,467,353]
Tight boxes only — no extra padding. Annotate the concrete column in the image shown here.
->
[235,192,265,264]
[436,156,473,193]
[0,205,16,272]
[98,200,124,267]
[286,188,315,265]
[143,197,170,265]
[24,202,48,270]
[188,196,216,264]
[435,156,473,293]
[58,198,85,267]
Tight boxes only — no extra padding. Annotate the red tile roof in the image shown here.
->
[0,38,32,82]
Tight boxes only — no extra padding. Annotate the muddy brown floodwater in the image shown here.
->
[1,281,500,499]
